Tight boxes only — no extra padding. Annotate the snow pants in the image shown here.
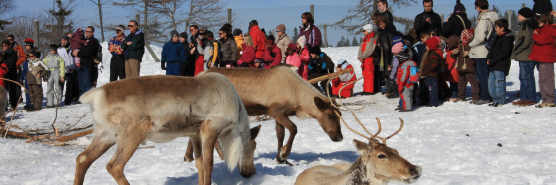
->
[166,62,182,76]
[47,69,63,107]
[194,56,205,76]
[399,85,414,110]
[362,58,375,93]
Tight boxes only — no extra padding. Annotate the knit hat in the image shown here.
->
[425,36,440,51]
[276,24,286,32]
[337,59,349,70]
[447,35,460,49]
[518,7,533,19]
[116,25,125,32]
[266,35,275,42]
[61,35,69,41]
[532,0,553,15]
[393,36,403,46]
[170,30,179,37]
[309,46,321,55]
[29,50,39,57]
[396,50,410,62]
[199,26,208,32]
[24,38,34,47]
[287,43,297,51]
[249,20,258,26]
[363,24,374,33]
[297,35,307,49]
[403,35,414,45]
[454,0,466,13]
[391,42,404,54]
[233,29,242,36]
[180,32,188,38]
[461,29,475,46]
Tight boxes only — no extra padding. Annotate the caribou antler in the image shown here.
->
[374,118,404,145]
[335,110,405,145]
[325,71,366,111]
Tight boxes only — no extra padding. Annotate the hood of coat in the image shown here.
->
[478,10,499,23]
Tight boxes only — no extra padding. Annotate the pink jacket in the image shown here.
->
[299,47,310,80]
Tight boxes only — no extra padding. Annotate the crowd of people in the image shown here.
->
[0,0,554,113]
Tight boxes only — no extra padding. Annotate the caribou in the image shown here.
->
[187,66,344,165]
[73,73,261,185]
[295,112,421,185]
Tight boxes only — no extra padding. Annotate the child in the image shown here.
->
[454,29,480,103]
[25,50,49,112]
[69,28,87,67]
[43,44,66,108]
[530,13,556,108]
[386,36,403,99]
[444,36,460,102]
[331,59,356,98]
[416,32,430,105]
[396,49,417,112]
[421,36,443,107]
[297,36,310,80]
[238,35,255,67]
[285,43,301,69]
[486,19,514,107]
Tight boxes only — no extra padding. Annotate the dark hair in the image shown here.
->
[423,0,433,6]
[494,19,509,31]
[420,32,429,38]
[190,25,199,30]
[222,23,232,31]
[474,0,488,10]
[2,40,11,47]
[129,20,139,28]
[302,12,314,24]
[219,27,232,38]
[204,31,214,39]
[379,0,388,7]
[86,26,95,32]
[6,34,14,39]
[376,14,388,25]
[535,13,554,25]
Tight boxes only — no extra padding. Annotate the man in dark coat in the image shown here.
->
[378,0,396,31]
[442,0,472,38]
[73,26,99,96]
[307,46,335,95]
[414,0,443,37]
[2,40,20,110]
[186,25,200,76]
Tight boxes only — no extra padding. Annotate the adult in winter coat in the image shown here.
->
[331,59,356,98]
[186,25,200,77]
[109,25,126,81]
[233,29,243,61]
[275,24,291,63]
[6,35,26,68]
[444,36,460,101]
[529,13,556,108]
[533,0,553,17]
[59,35,79,105]
[0,53,8,88]
[442,0,471,38]
[2,40,21,110]
[378,0,396,31]
[238,35,255,68]
[25,50,49,112]
[358,24,378,95]
[307,46,335,95]
[486,20,514,106]
[468,0,498,105]
[121,20,145,78]
[376,15,404,73]
[161,30,187,76]
[299,12,322,48]
[43,44,66,108]
[179,32,191,76]
[512,8,538,107]
[414,0,443,37]
[297,36,311,80]
[73,26,100,96]
[454,29,480,102]
[248,20,267,58]
[421,36,443,107]
[218,27,238,67]
[264,35,282,69]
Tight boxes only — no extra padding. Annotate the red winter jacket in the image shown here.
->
[0,63,8,87]
[332,65,356,98]
[249,25,266,58]
[529,24,556,63]
[299,47,310,80]
[443,49,459,82]
[396,60,417,89]
[264,44,282,69]
[238,44,255,67]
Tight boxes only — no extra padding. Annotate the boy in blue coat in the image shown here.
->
[161,30,187,75]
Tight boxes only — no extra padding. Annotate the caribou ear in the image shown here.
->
[314,97,329,111]
[250,124,262,140]
[353,139,371,155]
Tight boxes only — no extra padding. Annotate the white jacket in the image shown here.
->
[57,46,75,73]
[468,10,499,59]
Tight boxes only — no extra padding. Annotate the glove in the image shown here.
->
[310,58,318,66]
[161,61,166,70]
[269,51,276,58]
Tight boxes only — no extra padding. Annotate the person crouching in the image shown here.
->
[331,59,356,98]
[26,50,49,112]
[43,44,66,108]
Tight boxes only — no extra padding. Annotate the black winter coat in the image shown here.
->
[376,29,403,73]
[487,31,515,76]
[442,13,471,38]
[309,53,335,75]
[414,10,443,36]
[2,49,18,68]
[77,36,100,67]
[382,10,396,31]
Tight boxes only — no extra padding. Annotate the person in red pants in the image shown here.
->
[358,24,378,95]
[331,59,356,98]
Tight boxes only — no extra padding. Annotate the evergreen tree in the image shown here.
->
[470,15,478,28]
[337,36,346,47]
[292,27,298,43]
[351,36,358,46]
[492,5,501,17]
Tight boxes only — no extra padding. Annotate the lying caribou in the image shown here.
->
[188,66,344,164]
[295,112,421,185]
[74,73,261,185]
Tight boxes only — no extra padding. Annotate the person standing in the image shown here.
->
[442,0,471,38]
[358,24,378,95]
[6,34,27,67]
[455,29,480,103]
[249,20,266,58]
[237,35,255,68]
[179,31,190,76]
[121,20,145,78]
[378,0,396,31]
[72,26,99,96]
[58,35,78,105]
[275,24,291,63]
[414,0,443,37]
[2,40,20,110]
[161,30,187,75]
[22,38,36,110]
[233,29,243,61]
[218,27,237,68]
[299,12,322,48]
[511,8,537,106]
[421,36,443,107]
[43,44,66,108]
[530,13,556,108]
[486,19,514,107]
[25,51,48,112]
[186,25,200,76]
[109,25,126,81]
[468,0,498,105]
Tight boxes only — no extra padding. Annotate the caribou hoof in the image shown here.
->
[184,156,194,162]
[276,158,294,166]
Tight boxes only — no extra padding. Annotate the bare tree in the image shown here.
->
[88,0,109,42]
[334,0,417,34]
[113,0,166,42]
[0,0,15,30]
[150,0,187,31]
[181,0,227,32]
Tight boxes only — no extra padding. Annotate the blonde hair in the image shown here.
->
[243,35,254,47]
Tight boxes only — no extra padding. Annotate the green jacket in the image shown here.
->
[122,30,145,61]
[43,53,65,78]
[511,18,535,61]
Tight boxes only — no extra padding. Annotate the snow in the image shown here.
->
[1,45,556,185]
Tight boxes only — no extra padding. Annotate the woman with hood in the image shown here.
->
[298,12,322,48]
[442,0,472,38]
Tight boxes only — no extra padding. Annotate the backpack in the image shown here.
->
[402,62,420,83]
[94,43,103,64]
[484,20,497,51]
[205,40,223,69]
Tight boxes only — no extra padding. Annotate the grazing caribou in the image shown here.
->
[74,73,261,185]
[188,66,344,165]
[295,112,421,185]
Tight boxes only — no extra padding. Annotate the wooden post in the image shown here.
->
[310,4,314,17]
[33,21,39,48]
[323,25,328,48]
[522,3,525,8]
[441,14,444,23]
[228,8,232,24]
[508,10,512,29]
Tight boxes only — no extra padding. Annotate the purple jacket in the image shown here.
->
[299,24,322,48]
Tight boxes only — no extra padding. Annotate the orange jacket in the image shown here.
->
[14,44,27,66]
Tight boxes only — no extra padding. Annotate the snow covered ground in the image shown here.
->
[1,45,556,185]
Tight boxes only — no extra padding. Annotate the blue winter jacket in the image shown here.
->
[161,41,187,63]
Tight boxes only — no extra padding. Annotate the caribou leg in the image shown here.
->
[74,130,116,185]
[184,140,195,162]
[273,114,297,166]
[200,123,218,185]
[275,121,287,164]
[190,136,204,185]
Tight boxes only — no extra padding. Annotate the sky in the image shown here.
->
[11,0,538,45]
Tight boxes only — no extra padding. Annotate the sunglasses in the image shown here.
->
[128,25,135,28]
[276,30,283,32]
[7,39,13,41]
[219,32,225,35]
[266,40,273,44]
[29,55,35,58]
[49,49,55,51]
[86,30,92,33]
[301,16,306,19]
[2,44,8,47]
